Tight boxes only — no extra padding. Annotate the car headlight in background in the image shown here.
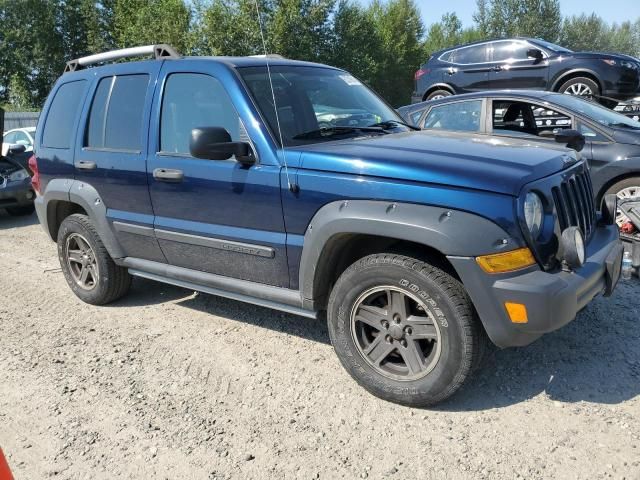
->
[8,169,30,182]
[523,192,544,239]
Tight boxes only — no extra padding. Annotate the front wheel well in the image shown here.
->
[553,71,601,93]
[597,173,640,204]
[311,234,459,310]
[46,200,88,241]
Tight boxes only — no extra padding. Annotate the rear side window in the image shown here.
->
[42,80,87,149]
[85,74,149,151]
[160,73,243,155]
[451,45,489,64]
[422,100,483,132]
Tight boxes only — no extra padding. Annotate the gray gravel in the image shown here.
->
[1,211,639,479]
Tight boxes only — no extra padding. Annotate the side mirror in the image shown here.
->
[189,127,254,165]
[526,48,544,61]
[8,144,26,155]
[555,129,585,152]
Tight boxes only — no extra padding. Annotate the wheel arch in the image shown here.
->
[596,170,640,205]
[551,69,602,93]
[298,200,524,310]
[422,83,455,101]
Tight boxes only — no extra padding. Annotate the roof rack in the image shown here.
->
[64,44,180,73]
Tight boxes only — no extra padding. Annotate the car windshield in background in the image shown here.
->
[550,94,640,130]
[239,66,406,146]
[531,39,573,54]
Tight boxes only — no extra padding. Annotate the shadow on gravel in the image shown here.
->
[437,282,640,411]
[0,210,38,229]
[114,277,331,345]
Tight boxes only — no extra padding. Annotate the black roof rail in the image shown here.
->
[64,44,180,73]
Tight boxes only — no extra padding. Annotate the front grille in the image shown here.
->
[551,170,596,240]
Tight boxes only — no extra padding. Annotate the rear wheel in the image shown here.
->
[605,177,640,227]
[327,253,482,407]
[57,213,131,305]
[6,204,35,216]
[426,89,452,101]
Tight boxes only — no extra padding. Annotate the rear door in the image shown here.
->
[73,61,166,262]
[447,43,492,93]
[146,61,289,287]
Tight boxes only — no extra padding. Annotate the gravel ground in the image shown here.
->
[1,211,639,480]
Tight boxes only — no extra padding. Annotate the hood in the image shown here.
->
[570,51,640,62]
[295,130,578,196]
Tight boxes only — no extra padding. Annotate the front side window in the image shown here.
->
[42,80,87,149]
[239,66,407,146]
[85,74,149,151]
[160,73,243,155]
[422,100,482,132]
[490,41,530,62]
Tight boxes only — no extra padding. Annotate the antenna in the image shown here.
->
[253,0,298,193]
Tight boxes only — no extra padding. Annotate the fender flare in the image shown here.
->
[550,68,602,92]
[298,200,524,302]
[39,179,126,258]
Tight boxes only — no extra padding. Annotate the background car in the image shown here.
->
[399,91,640,226]
[2,126,36,157]
[413,38,640,109]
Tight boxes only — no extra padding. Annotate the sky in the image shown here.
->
[417,0,640,27]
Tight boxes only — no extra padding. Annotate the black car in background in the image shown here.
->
[413,38,640,108]
[399,91,640,226]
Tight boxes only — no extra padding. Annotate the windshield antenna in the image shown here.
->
[253,0,298,193]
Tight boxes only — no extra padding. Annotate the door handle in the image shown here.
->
[446,67,457,75]
[492,66,503,72]
[153,168,184,182]
[75,160,96,170]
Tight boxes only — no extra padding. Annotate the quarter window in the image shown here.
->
[42,80,87,149]
[85,74,149,151]
[160,73,243,155]
[422,100,482,132]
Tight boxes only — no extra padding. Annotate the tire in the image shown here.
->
[558,77,600,101]
[426,89,452,101]
[604,177,640,226]
[57,213,131,305]
[6,204,35,216]
[327,253,482,407]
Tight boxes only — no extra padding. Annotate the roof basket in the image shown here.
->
[64,44,180,73]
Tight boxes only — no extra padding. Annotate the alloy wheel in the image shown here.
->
[65,233,99,290]
[350,286,442,381]
[616,186,640,227]
[564,83,594,98]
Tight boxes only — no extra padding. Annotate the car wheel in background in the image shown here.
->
[327,253,484,407]
[6,205,35,216]
[57,213,131,305]
[558,77,600,102]
[426,89,452,101]
[605,177,640,227]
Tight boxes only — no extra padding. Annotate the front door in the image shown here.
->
[146,63,289,287]
[488,40,549,91]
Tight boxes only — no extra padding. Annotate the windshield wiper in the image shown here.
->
[368,119,421,131]
[293,125,386,140]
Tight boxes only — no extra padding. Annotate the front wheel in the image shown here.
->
[605,177,640,227]
[327,253,483,407]
[558,77,600,102]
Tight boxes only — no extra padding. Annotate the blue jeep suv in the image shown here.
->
[32,45,623,406]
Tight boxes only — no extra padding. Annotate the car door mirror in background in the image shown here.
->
[554,129,585,152]
[190,127,254,165]
[526,48,544,61]
[7,144,26,156]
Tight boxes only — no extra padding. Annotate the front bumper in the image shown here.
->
[0,179,34,209]
[449,224,622,348]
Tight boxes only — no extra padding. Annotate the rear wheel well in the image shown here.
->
[46,201,88,241]
[553,72,601,93]
[423,85,454,101]
[312,234,459,310]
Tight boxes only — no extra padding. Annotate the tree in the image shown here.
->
[423,13,482,58]
[472,0,561,41]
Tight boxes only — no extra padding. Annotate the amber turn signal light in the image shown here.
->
[505,302,528,324]
[476,247,536,274]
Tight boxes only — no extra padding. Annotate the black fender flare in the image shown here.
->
[37,178,126,258]
[298,200,524,303]
[550,68,602,92]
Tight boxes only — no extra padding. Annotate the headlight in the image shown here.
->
[8,169,29,182]
[524,192,544,239]
[621,60,639,70]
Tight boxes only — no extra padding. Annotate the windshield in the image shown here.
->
[550,94,640,130]
[531,39,572,54]
[238,65,406,146]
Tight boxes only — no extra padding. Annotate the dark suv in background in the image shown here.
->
[413,38,640,108]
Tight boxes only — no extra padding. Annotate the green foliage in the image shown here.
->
[423,13,483,57]
[560,14,640,57]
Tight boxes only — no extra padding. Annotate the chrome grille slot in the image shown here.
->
[552,170,596,240]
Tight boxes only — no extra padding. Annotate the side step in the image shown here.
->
[122,258,317,319]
